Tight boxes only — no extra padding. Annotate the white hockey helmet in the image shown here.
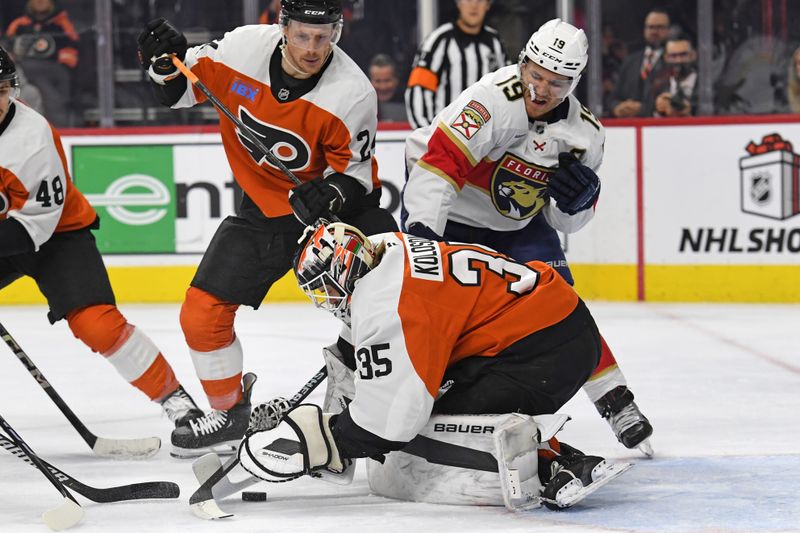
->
[519,18,588,100]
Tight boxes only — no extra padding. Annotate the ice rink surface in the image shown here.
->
[0,301,798,532]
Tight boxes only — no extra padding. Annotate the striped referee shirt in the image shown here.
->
[405,22,507,128]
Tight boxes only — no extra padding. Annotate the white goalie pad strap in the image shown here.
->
[322,344,355,414]
[238,404,344,483]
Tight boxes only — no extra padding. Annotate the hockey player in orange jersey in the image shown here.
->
[0,46,203,430]
[137,0,397,457]
[238,221,631,510]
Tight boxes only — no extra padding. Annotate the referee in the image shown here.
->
[405,0,507,128]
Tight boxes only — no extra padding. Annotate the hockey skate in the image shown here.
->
[170,373,256,458]
[595,385,654,457]
[160,385,204,428]
[540,443,632,510]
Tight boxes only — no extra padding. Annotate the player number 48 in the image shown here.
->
[36,176,65,207]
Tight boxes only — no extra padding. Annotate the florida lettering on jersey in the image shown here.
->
[404,64,605,235]
[346,232,579,444]
[0,102,95,250]
[173,24,380,218]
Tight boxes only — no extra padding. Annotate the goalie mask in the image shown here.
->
[518,18,588,102]
[294,222,377,324]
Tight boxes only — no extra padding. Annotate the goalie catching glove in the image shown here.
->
[547,152,601,215]
[239,404,349,482]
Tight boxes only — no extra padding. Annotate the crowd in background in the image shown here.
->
[1,0,800,128]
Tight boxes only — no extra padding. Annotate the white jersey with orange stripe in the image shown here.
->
[170,24,380,219]
[0,101,95,251]
[345,232,579,444]
[403,65,605,236]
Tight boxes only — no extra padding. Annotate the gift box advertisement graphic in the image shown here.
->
[739,133,800,220]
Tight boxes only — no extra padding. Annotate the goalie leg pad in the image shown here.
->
[368,413,567,509]
[239,404,345,483]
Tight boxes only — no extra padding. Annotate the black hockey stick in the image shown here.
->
[189,365,328,520]
[0,434,180,503]
[0,414,84,530]
[170,56,302,186]
[0,322,161,459]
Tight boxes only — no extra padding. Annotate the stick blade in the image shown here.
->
[190,499,234,520]
[93,436,161,459]
[42,497,83,531]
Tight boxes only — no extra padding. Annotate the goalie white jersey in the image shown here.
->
[403,64,605,235]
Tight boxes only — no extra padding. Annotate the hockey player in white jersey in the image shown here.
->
[402,19,654,455]
[238,221,631,510]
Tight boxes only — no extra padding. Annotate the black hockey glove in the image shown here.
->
[406,222,443,241]
[547,152,601,215]
[136,18,187,75]
[289,174,364,226]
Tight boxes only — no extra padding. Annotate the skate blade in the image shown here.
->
[637,439,654,458]
[171,441,238,459]
[543,460,633,509]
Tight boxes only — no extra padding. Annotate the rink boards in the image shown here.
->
[3,116,800,305]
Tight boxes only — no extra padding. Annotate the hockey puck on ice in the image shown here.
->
[242,491,267,502]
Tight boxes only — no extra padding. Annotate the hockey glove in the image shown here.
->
[289,176,346,225]
[239,404,348,482]
[547,152,601,215]
[406,222,443,241]
[136,18,188,77]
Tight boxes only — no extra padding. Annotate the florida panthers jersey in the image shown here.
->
[0,102,95,251]
[172,24,380,218]
[345,232,579,445]
[404,64,605,235]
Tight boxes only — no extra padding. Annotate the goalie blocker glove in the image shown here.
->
[547,152,601,215]
[289,174,364,226]
[136,18,188,83]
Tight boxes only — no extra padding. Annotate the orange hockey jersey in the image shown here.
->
[0,102,95,251]
[171,24,381,218]
[346,232,579,444]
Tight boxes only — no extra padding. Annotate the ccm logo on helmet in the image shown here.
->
[433,424,495,434]
[304,10,326,15]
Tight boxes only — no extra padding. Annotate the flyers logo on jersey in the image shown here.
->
[491,154,551,220]
[450,100,491,141]
[237,107,311,171]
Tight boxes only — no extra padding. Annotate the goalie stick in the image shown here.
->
[0,434,180,503]
[0,322,161,459]
[0,414,84,531]
[189,366,328,520]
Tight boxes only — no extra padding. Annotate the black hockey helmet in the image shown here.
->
[280,0,343,25]
[0,46,19,85]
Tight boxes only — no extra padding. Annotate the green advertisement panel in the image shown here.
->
[72,145,176,253]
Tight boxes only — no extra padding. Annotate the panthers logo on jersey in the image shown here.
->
[491,154,551,220]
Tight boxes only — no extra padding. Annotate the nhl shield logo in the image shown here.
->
[749,173,770,205]
[491,154,550,220]
[278,88,291,101]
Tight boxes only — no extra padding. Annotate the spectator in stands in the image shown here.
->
[4,0,78,127]
[644,34,697,117]
[368,54,406,122]
[259,0,281,25]
[608,8,671,118]
[405,0,506,128]
[787,46,800,113]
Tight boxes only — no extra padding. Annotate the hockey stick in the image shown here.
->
[189,365,328,520]
[0,322,161,459]
[0,414,84,530]
[169,55,302,186]
[0,434,180,503]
